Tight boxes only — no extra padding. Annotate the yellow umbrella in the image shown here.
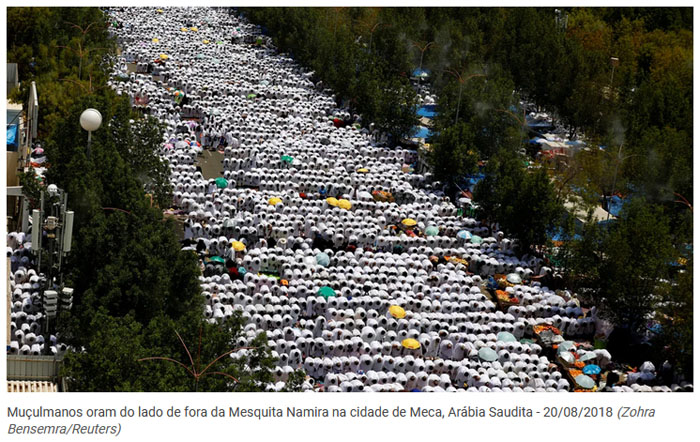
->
[356,168,369,173]
[231,241,246,252]
[389,305,406,319]
[152,38,159,43]
[190,27,198,32]
[325,197,339,207]
[402,218,417,227]
[203,39,210,44]
[180,27,188,32]
[402,338,420,350]
[338,199,352,210]
[268,197,282,206]
[159,54,169,60]
[157,9,163,13]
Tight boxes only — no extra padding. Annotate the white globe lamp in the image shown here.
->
[80,108,102,159]
[80,108,102,132]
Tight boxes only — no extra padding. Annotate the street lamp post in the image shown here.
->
[368,22,388,56]
[445,69,486,126]
[80,108,102,159]
[412,40,434,73]
[496,107,528,143]
[609,56,619,99]
[605,144,639,221]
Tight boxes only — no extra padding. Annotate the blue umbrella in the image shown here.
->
[583,364,601,375]
[457,230,472,240]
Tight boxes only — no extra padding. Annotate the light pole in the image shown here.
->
[412,40,434,74]
[606,143,639,221]
[80,108,102,159]
[496,107,528,144]
[368,22,388,56]
[674,192,693,212]
[445,69,486,126]
[609,56,619,100]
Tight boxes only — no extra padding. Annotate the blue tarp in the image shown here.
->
[548,227,582,242]
[412,68,430,78]
[7,124,18,149]
[606,195,628,217]
[416,105,437,119]
[412,126,433,139]
[527,120,555,130]
[458,173,485,192]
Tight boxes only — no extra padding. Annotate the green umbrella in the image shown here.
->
[559,352,575,365]
[497,331,517,342]
[478,347,498,362]
[209,256,225,264]
[281,155,294,164]
[574,374,596,389]
[247,93,257,99]
[215,177,228,189]
[506,273,522,284]
[424,226,439,236]
[315,252,330,267]
[470,235,483,244]
[317,286,336,299]
[557,341,576,353]
[579,352,597,363]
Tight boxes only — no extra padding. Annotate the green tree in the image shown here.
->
[565,200,676,332]
[474,151,562,253]
[61,312,280,392]
[428,122,478,181]
[473,149,525,234]
[506,167,563,253]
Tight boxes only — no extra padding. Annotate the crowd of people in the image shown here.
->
[7,7,690,393]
